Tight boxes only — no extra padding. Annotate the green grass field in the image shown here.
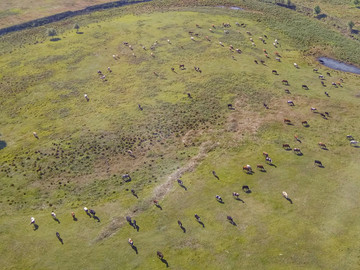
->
[0,0,360,269]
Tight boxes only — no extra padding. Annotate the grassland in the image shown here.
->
[0,0,360,269]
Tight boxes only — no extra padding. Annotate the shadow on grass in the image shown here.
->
[316,14,327,19]
[286,198,293,204]
[132,245,138,254]
[180,225,186,233]
[198,221,205,228]
[160,258,169,267]
[33,224,39,231]
[50,38,61,41]
[235,198,245,203]
[76,32,84,34]
[0,140,6,150]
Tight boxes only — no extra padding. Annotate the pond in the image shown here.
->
[318,57,360,74]
[0,140,7,150]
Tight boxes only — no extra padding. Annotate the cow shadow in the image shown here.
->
[53,218,60,224]
[235,198,245,203]
[132,245,138,254]
[229,221,237,226]
[198,221,205,228]
[295,152,303,156]
[86,212,92,218]
[180,184,187,191]
[155,205,163,210]
[180,225,186,233]
[93,215,101,222]
[160,258,169,268]
[268,163,277,168]
[353,145,360,148]
[321,147,329,151]
[217,200,225,204]
[286,198,293,204]
[33,224,39,231]
[72,217,78,221]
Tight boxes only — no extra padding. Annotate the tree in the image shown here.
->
[74,23,80,33]
[348,21,355,32]
[354,0,360,6]
[47,28,57,37]
[314,5,321,15]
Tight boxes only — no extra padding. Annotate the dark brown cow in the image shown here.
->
[318,142,326,148]
[283,144,290,149]
[284,119,291,124]
[282,80,289,85]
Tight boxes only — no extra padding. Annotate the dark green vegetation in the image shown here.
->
[0,0,359,269]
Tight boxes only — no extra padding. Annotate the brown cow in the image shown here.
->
[284,119,291,124]
[257,164,265,171]
[302,121,309,126]
[318,142,326,148]
[243,165,252,172]
[293,148,302,154]
[263,152,269,157]
[283,144,290,149]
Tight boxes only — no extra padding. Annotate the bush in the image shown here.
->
[314,5,321,15]
[348,21,355,32]
[47,28,57,37]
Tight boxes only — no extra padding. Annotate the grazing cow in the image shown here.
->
[153,200,159,206]
[302,121,308,126]
[314,160,323,166]
[128,238,134,246]
[319,75,324,79]
[327,72,331,76]
[71,212,76,220]
[242,185,250,192]
[275,52,281,57]
[33,132,39,139]
[178,220,183,227]
[171,67,175,72]
[219,42,223,46]
[157,251,164,259]
[331,82,337,87]
[263,49,267,53]
[263,152,269,157]
[347,135,354,140]
[282,191,288,199]
[320,113,327,119]
[212,170,219,180]
[30,217,35,225]
[324,112,330,117]
[287,100,295,106]
[293,148,302,154]
[257,164,265,171]
[263,103,269,109]
[187,93,192,99]
[285,89,291,94]
[321,81,326,86]
[194,214,201,222]
[246,31,252,35]
[254,60,258,64]
[228,104,234,109]
[84,94,89,102]
[318,142,326,148]
[215,195,223,202]
[283,143,291,149]
[84,207,88,213]
[97,70,102,75]
[324,91,330,97]
[227,216,233,222]
[100,75,106,80]
[205,36,210,41]
[294,135,302,143]
[250,38,253,42]
[265,53,269,58]
[179,64,185,70]
[265,156,272,164]
[233,192,240,198]
[235,49,242,53]
[294,63,298,68]
[51,212,56,219]
[107,67,112,73]
[311,107,317,112]
[191,36,195,41]
[177,179,183,185]
[272,70,278,75]
[313,68,318,72]
[243,165,252,172]
[282,80,289,85]
[301,84,311,90]
[284,118,291,124]
[275,57,281,61]
[273,43,277,48]
[167,39,171,44]
[350,140,358,146]
[260,60,265,65]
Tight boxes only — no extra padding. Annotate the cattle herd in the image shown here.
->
[26,17,359,265]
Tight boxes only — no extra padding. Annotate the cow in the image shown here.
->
[275,52,281,57]
[215,195,223,202]
[219,42,224,46]
[318,142,326,148]
[265,156,272,164]
[311,107,317,112]
[319,75,324,79]
[157,251,164,259]
[324,91,330,97]
[233,192,240,199]
[285,89,291,94]
[282,80,289,85]
[242,185,250,192]
[321,81,326,87]
[194,214,201,222]
[313,68,318,72]
[294,63,298,68]
[282,191,288,199]
[275,57,281,62]
[257,164,265,171]
[350,140,358,146]
[243,165,252,172]
[263,152,269,157]
[347,135,354,140]
[284,118,291,124]
[272,70,278,75]
[302,121,309,126]
[287,100,295,106]
[283,143,291,149]
[302,84,308,89]
[33,132,39,139]
[327,72,331,76]
[293,148,302,154]
[84,94,89,102]
[263,103,269,109]
[179,64,185,69]
[254,60,258,64]
[128,238,134,246]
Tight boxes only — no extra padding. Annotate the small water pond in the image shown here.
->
[318,57,360,74]
[0,140,7,150]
